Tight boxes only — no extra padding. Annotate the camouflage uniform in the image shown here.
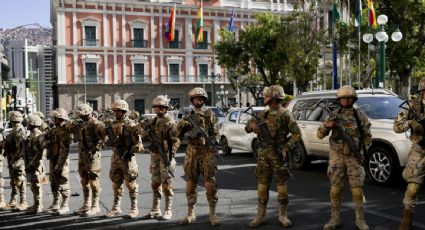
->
[177,87,220,226]
[105,100,144,219]
[47,108,72,215]
[129,111,140,122]
[317,86,372,230]
[34,111,50,133]
[245,85,301,228]
[142,95,180,220]
[0,132,5,210]
[394,77,425,230]
[75,104,105,216]
[3,111,28,211]
[24,115,47,214]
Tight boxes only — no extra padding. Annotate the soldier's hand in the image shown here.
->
[250,122,260,134]
[324,120,336,128]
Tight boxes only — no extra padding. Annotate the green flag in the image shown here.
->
[332,2,340,23]
[354,0,362,27]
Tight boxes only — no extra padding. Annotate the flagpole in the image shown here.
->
[358,0,361,86]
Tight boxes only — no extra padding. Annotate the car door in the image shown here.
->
[232,111,256,151]
[222,111,241,148]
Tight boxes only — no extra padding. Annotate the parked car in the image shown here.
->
[219,107,266,158]
[286,89,411,185]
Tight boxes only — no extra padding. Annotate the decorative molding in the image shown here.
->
[129,19,149,40]
[166,56,183,64]
[195,56,211,65]
[130,54,149,63]
[81,54,101,63]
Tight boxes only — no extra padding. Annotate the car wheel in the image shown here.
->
[220,137,232,155]
[252,139,259,159]
[365,146,397,185]
[290,142,309,170]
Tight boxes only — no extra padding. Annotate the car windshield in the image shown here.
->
[356,96,404,119]
[211,107,225,118]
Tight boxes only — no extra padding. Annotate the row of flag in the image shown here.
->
[332,0,378,89]
[164,1,235,43]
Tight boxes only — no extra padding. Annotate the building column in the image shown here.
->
[72,12,77,46]
[150,14,156,83]
[185,18,194,77]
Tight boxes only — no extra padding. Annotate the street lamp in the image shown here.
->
[216,84,228,108]
[362,14,402,88]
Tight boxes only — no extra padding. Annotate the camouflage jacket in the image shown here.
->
[79,117,105,153]
[245,105,301,151]
[48,122,72,169]
[317,107,372,154]
[4,123,27,164]
[394,98,425,146]
[177,107,219,144]
[143,114,180,154]
[24,127,46,172]
[112,117,143,156]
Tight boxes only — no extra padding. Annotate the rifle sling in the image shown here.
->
[338,107,365,152]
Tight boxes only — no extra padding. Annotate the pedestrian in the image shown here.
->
[141,95,180,220]
[394,77,425,230]
[74,104,105,216]
[104,100,143,219]
[3,111,28,211]
[177,87,220,226]
[24,115,47,214]
[46,108,72,215]
[245,85,301,228]
[317,85,372,230]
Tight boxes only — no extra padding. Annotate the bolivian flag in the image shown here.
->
[367,0,377,29]
[196,1,203,43]
[165,4,176,42]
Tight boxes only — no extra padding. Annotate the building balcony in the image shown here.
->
[83,39,99,47]
[149,0,183,3]
[76,75,104,84]
[160,75,230,84]
[126,75,152,83]
[167,41,183,49]
[194,43,210,50]
[220,0,294,12]
[130,40,148,48]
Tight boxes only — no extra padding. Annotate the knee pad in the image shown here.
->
[406,183,421,199]
[330,185,343,200]
[257,184,269,200]
[351,187,364,203]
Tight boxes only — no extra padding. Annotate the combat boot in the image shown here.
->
[249,204,266,228]
[57,195,70,215]
[162,194,173,220]
[143,191,162,219]
[15,191,28,211]
[47,192,60,213]
[74,187,91,215]
[26,199,43,214]
[5,194,18,210]
[0,188,6,210]
[84,191,101,216]
[105,196,122,218]
[398,209,413,230]
[355,206,369,230]
[209,204,220,226]
[323,205,341,230]
[180,204,196,225]
[127,197,139,218]
[278,205,292,227]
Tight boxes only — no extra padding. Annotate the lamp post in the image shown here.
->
[362,15,402,88]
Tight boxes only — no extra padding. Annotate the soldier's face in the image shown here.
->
[153,106,167,117]
[54,118,62,126]
[80,114,91,121]
[192,96,205,108]
[339,97,354,107]
[114,111,125,120]
[264,96,272,105]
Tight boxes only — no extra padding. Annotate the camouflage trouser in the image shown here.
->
[8,158,26,201]
[50,159,70,197]
[327,151,365,188]
[150,152,175,185]
[78,150,101,180]
[184,145,217,206]
[109,152,138,198]
[402,144,425,210]
[27,164,45,204]
[256,146,290,206]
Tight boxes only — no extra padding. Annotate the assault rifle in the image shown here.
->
[180,107,222,159]
[399,100,425,147]
[141,119,174,177]
[317,99,363,163]
[242,107,291,169]
[105,125,117,146]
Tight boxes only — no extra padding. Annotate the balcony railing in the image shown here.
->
[160,75,230,84]
[77,75,104,84]
[167,41,182,49]
[127,75,151,83]
[220,0,294,12]
[130,40,148,48]
[83,39,99,47]
[194,43,210,49]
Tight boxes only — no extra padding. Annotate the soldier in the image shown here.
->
[46,108,72,215]
[245,85,301,228]
[34,111,50,133]
[74,104,105,216]
[177,87,220,226]
[105,100,143,219]
[3,111,28,211]
[394,77,425,230]
[317,86,372,230]
[141,95,180,220]
[24,115,47,214]
[0,128,5,210]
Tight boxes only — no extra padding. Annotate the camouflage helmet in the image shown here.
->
[262,85,285,99]
[188,87,208,101]
[336,85,358,100]
[152,95,170,108]
[77,103,93,116]
[129,111,140,120]
[419,77,425,91]
[27,114,43,127]
[51,108,69,121]
[8,111,23,122]
[111,100,129,112]
[34,111,45,120]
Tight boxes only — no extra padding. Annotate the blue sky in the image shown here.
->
[0,0,51,29]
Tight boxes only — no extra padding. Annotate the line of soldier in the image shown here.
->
[0,84,423,230]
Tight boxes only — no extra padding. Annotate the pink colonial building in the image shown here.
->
[51,0,296,113]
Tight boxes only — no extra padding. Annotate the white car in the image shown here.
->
[219,107,265,158]
[286,89,411,185]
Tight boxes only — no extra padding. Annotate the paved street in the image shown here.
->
[0,146,424,230]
